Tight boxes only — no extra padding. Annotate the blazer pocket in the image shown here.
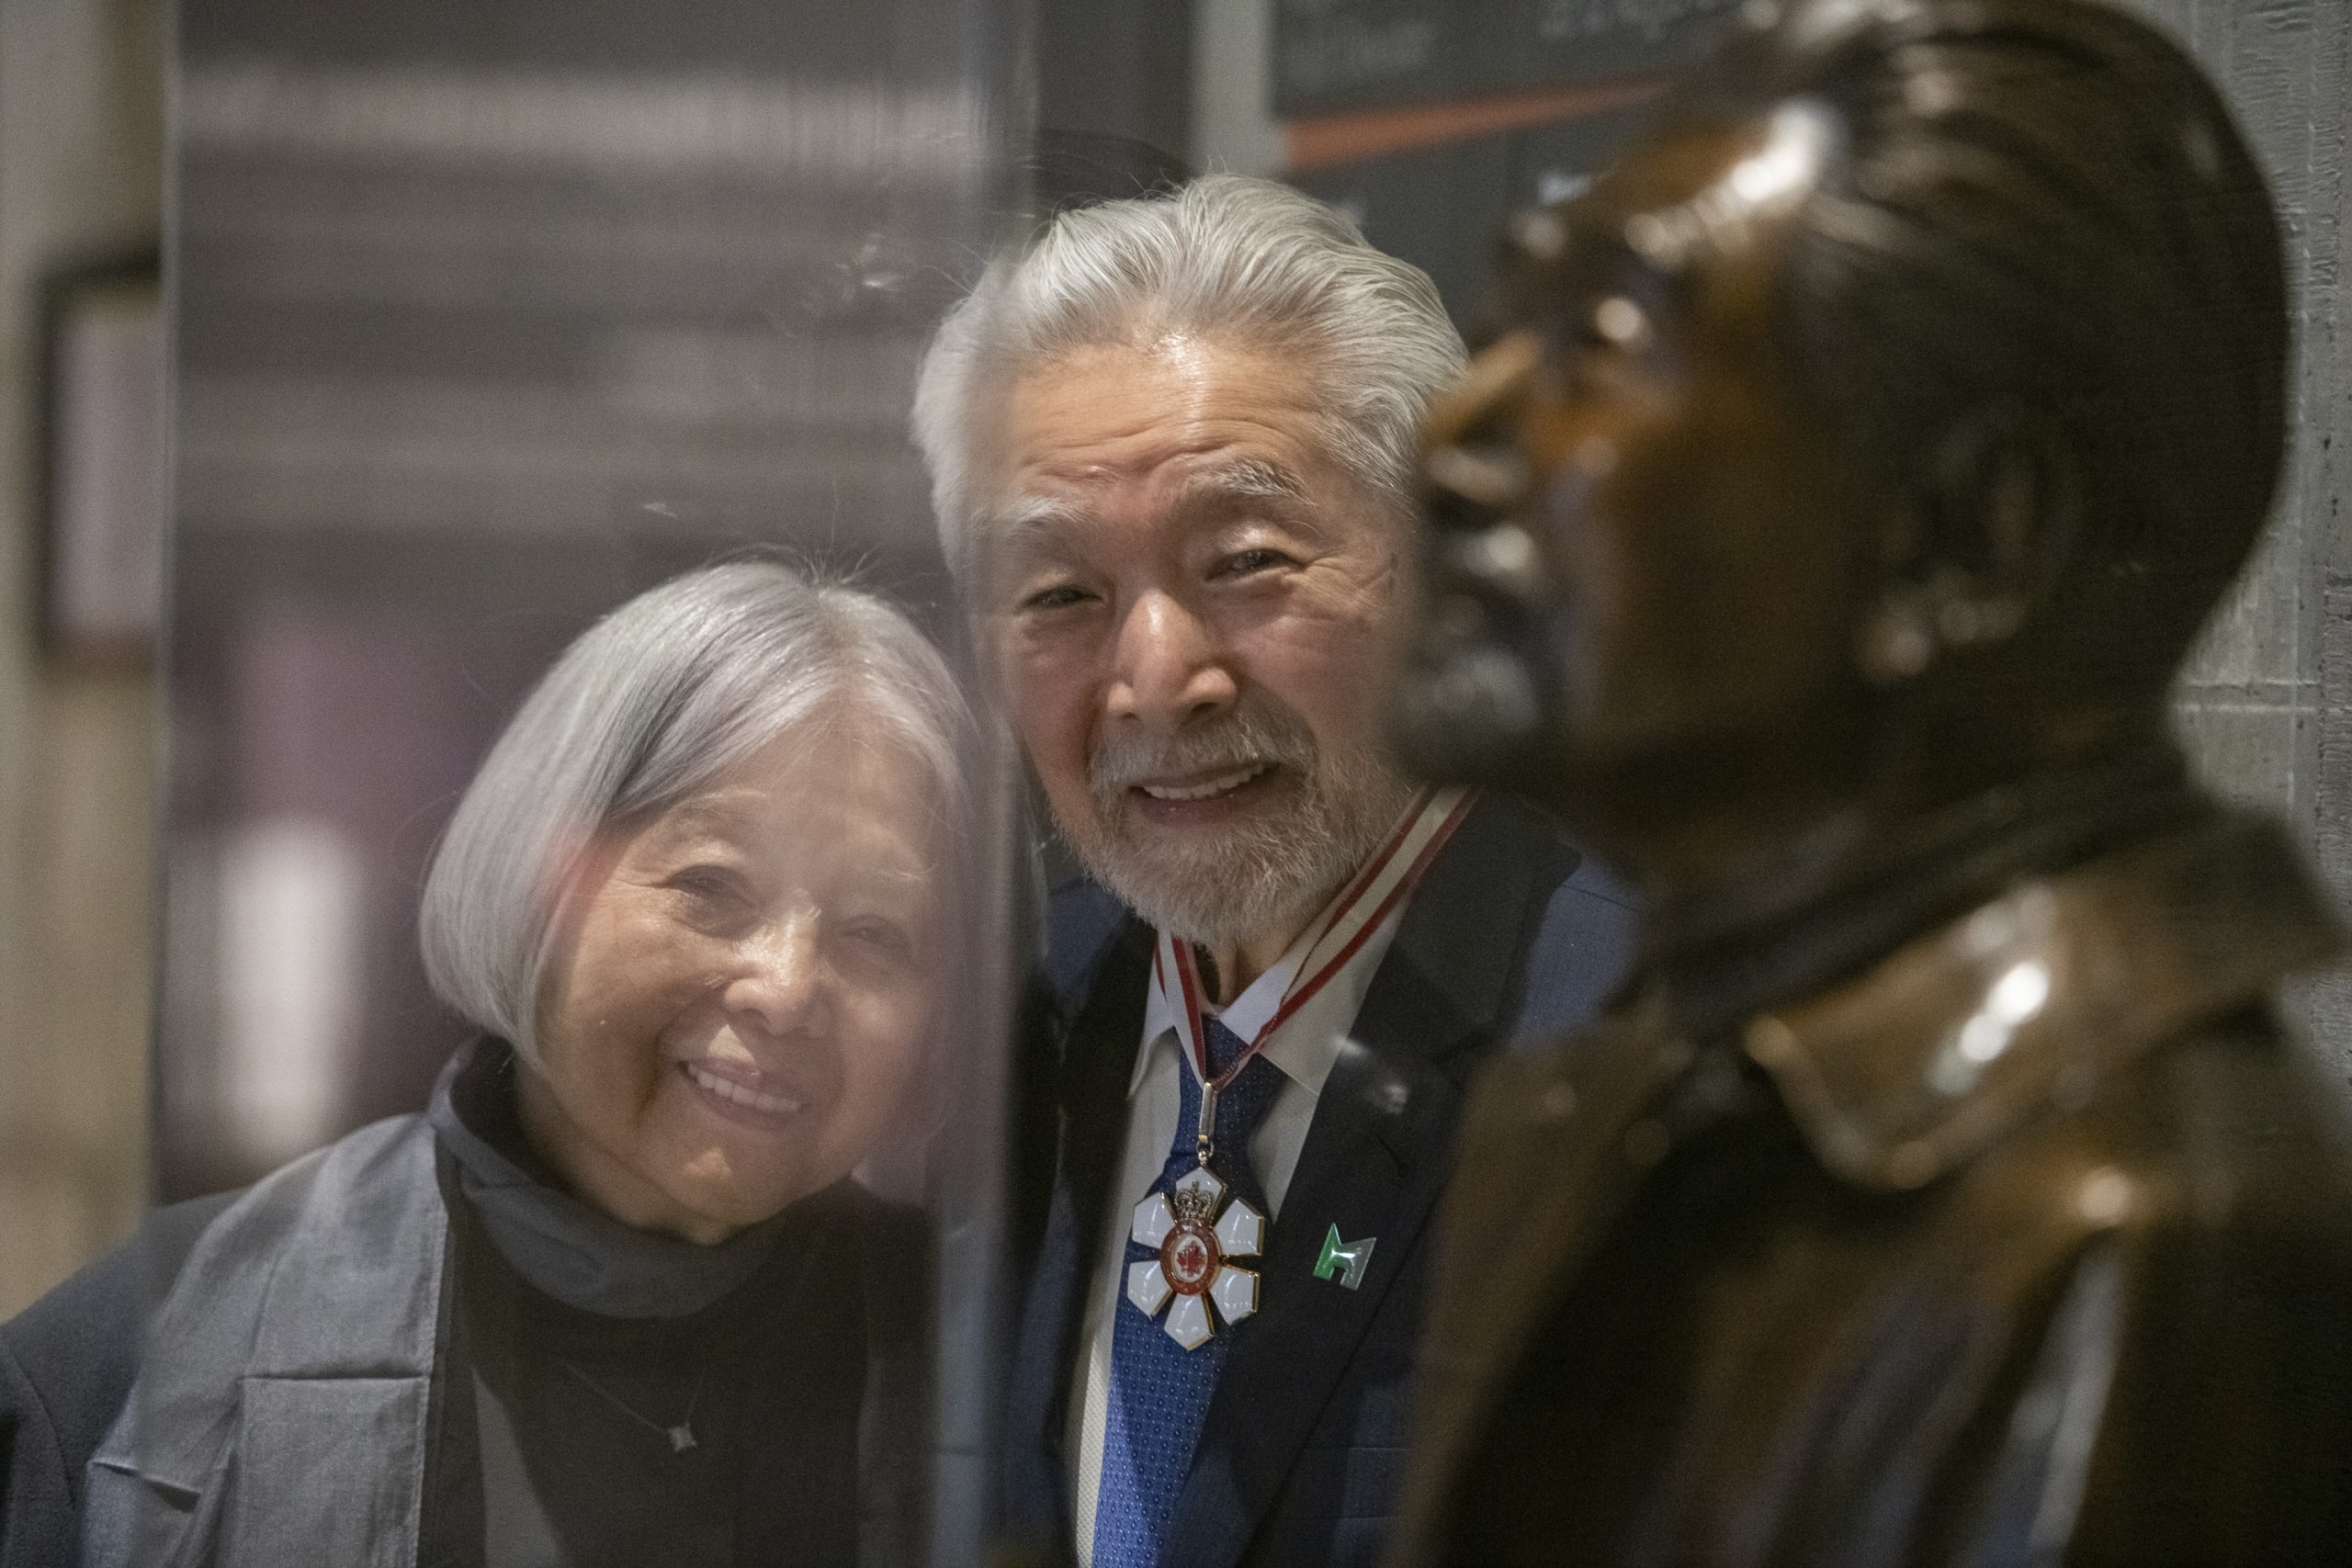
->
[217,1375,430,1568]
[1295,1441,1409,1523]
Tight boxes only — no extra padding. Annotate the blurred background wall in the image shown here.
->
[2128,0,2352,1073]
[0,0,163,1319]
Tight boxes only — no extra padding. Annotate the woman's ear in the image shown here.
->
[1856,403,2083,685]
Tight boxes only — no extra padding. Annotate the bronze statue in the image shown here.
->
[1388,0,2352,1562]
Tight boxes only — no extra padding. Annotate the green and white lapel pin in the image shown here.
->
[1314,1224,1375,1291]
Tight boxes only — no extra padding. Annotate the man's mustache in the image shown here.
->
[1089,706,1317,796]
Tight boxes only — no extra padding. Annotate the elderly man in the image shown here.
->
[913,175,1635,1568]
[1387,0,2352,1562]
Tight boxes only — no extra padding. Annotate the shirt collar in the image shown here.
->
[1133,880,1411,1100]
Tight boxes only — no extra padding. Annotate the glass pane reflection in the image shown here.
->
[149,2,1021,1562]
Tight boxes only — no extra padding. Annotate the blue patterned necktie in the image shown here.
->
[1091,1015,1284,1568]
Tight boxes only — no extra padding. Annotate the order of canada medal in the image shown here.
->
[1125,1166,1263,1349]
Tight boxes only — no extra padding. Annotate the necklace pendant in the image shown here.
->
[668,1424,697,1454]
[1125,1164,1264,1350]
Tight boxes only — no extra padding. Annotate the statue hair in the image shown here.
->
[1717,0,2288,692]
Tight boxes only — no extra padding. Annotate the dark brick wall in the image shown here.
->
[2132,0,2352,1081]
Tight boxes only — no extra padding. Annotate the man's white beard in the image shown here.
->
[1070,703,1415,950]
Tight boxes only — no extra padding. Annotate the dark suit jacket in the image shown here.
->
[1001,794,1637,1568]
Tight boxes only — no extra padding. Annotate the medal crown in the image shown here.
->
[1169,1182,1218,1224]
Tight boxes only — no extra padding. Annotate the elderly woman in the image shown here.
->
[0,562,974,1568]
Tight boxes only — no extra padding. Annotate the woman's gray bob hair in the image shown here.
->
[419,560,973,1060]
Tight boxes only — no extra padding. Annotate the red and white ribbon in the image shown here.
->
[1151,784,1475,1094]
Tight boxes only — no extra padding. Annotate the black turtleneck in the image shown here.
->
[417,1040,928,1568]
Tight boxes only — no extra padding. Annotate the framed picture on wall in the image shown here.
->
[34,246,164,667]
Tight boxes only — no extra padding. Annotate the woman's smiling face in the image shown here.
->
[521,718,944,1243]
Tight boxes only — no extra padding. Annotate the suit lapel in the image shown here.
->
[1006,915,1153,1545]
[1164,799,1577,1568]
[1058,919,1155,1322]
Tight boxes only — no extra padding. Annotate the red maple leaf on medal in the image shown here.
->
[1126,1166,1264,1349]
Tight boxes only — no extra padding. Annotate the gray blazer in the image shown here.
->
[85,1117,448,1567]
[78,1115,929,1568]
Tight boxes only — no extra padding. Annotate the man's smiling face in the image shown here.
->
[984,333,1417,951]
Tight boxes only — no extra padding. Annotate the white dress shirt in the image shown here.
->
[1063,899,1410,1564]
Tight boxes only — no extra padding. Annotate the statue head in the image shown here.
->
[1398,0,2287,877]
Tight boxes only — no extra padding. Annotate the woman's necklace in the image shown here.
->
[555,1355,712,1453]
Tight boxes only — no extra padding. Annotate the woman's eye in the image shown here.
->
[841,919,914,959]
[670,866,751,908]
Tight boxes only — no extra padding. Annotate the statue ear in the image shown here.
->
[1856,404,2082,685]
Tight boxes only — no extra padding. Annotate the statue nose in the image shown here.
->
[1422,330,1545,509]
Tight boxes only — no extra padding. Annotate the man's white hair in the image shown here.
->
[417,559,973,1063]
[910,174,1466,570]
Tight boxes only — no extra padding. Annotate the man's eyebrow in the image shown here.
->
[981,457,1315,562]
[1170,457,1314,515]
[986,493,1094,557]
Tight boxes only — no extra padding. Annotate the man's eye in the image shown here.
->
[1215,548,1290,579]
[1020,583,1093,611]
